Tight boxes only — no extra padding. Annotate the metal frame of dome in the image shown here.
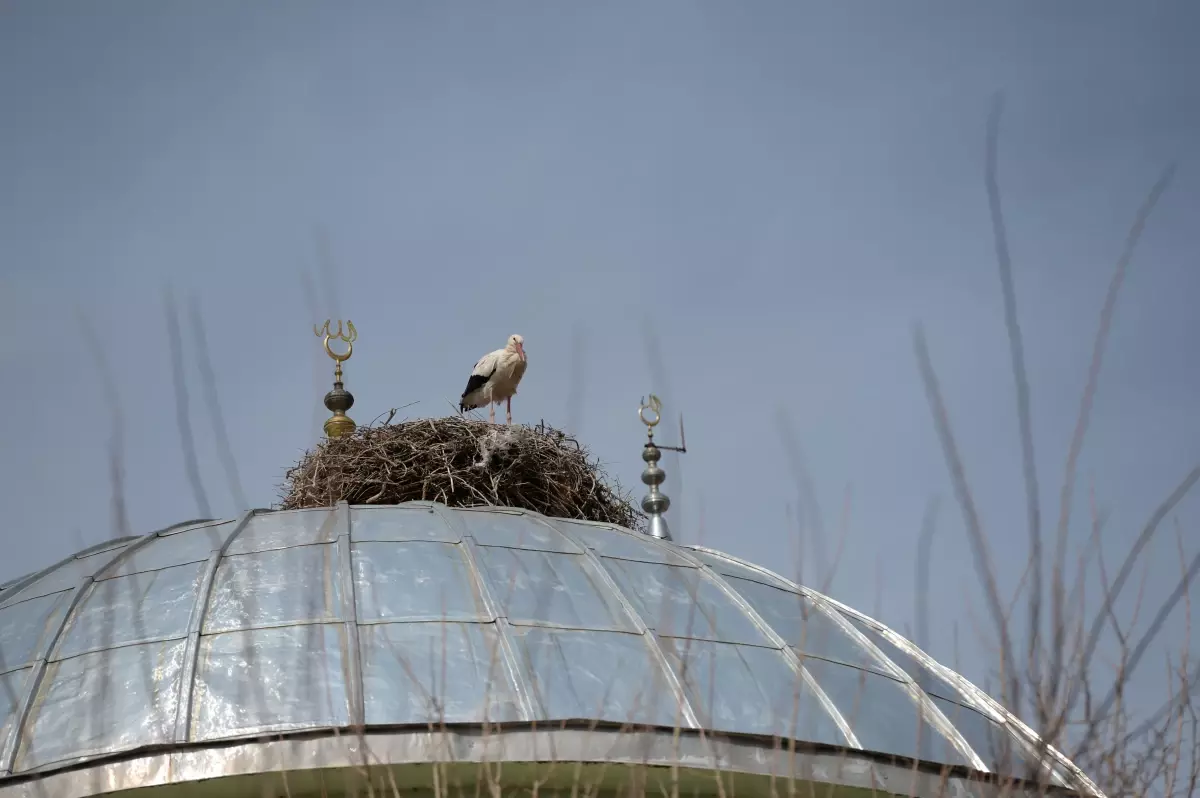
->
[0,502,1103,798]
[686,545,1099,792]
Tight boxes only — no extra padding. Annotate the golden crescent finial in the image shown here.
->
[324,337,353,362]
[314,319,356,363]
[314,319,358,437]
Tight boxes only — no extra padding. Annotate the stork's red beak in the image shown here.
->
[516,342,526,360]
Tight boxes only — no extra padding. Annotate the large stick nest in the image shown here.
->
[280,417,644,530]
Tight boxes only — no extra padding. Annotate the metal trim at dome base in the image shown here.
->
[0,726,1083,798]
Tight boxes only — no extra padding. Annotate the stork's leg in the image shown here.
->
[488,403,496,424]
[506,397,512,425]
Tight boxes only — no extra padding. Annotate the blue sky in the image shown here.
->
[2,0,1198,718]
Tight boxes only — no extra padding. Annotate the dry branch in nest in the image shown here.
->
[280,416,644,530]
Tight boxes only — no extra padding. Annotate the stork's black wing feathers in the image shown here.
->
[459,366,496,412]
[461,372,490,399]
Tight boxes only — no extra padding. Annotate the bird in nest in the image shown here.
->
[459,334,528,425]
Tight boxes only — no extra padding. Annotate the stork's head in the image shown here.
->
[507,334,526,361]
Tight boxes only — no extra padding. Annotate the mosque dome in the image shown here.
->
[0,502,1100,798]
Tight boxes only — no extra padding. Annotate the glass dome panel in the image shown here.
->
[553,521,690,565]
[107,522,236,577]
[0,669,30,758]
[722,576,889,673]
[55,562,205,659]
[204,544,344,633]
[800,656,968,765]
[351,506,459,543]
[0,592,71,672]
[475,547,635,632]
[17,545,131,602]
[459,511,579,553]
[688,549,794,590]
[930,696,1040,778]
[514,627,682,727]
[841,616,967,703]
[16,638,186,771]
[360,621,521,725]
[226,509,336,556]
[602,560,770,645]
[191,623,350,741]
[658,636,847,745]
[353,541,489,623]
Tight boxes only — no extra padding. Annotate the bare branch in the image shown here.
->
[1083,530,1200,750]
[1051,163,1177,713]
[985,93,1045,722]
[775,409,829,581]
[188,295,248,512]
[1065,465,1200,726]
[912,322,1020,710]
[165,287,211,518]
[76,309,130,541]
[915,495,941,654]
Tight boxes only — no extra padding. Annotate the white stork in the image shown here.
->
[459,334,528,424]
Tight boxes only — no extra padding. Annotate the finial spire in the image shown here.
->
[314,320,358,438]
[638,394,687,541]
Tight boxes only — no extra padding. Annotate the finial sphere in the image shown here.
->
[323,414,356,438]
[324,386,355,415]
[641,461,666,488]
[642,493,670,515]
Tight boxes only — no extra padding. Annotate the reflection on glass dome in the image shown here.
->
[0,503,1098,798]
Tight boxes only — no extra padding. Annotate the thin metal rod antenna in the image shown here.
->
[638,396,687,452]
[656,414,688,453]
